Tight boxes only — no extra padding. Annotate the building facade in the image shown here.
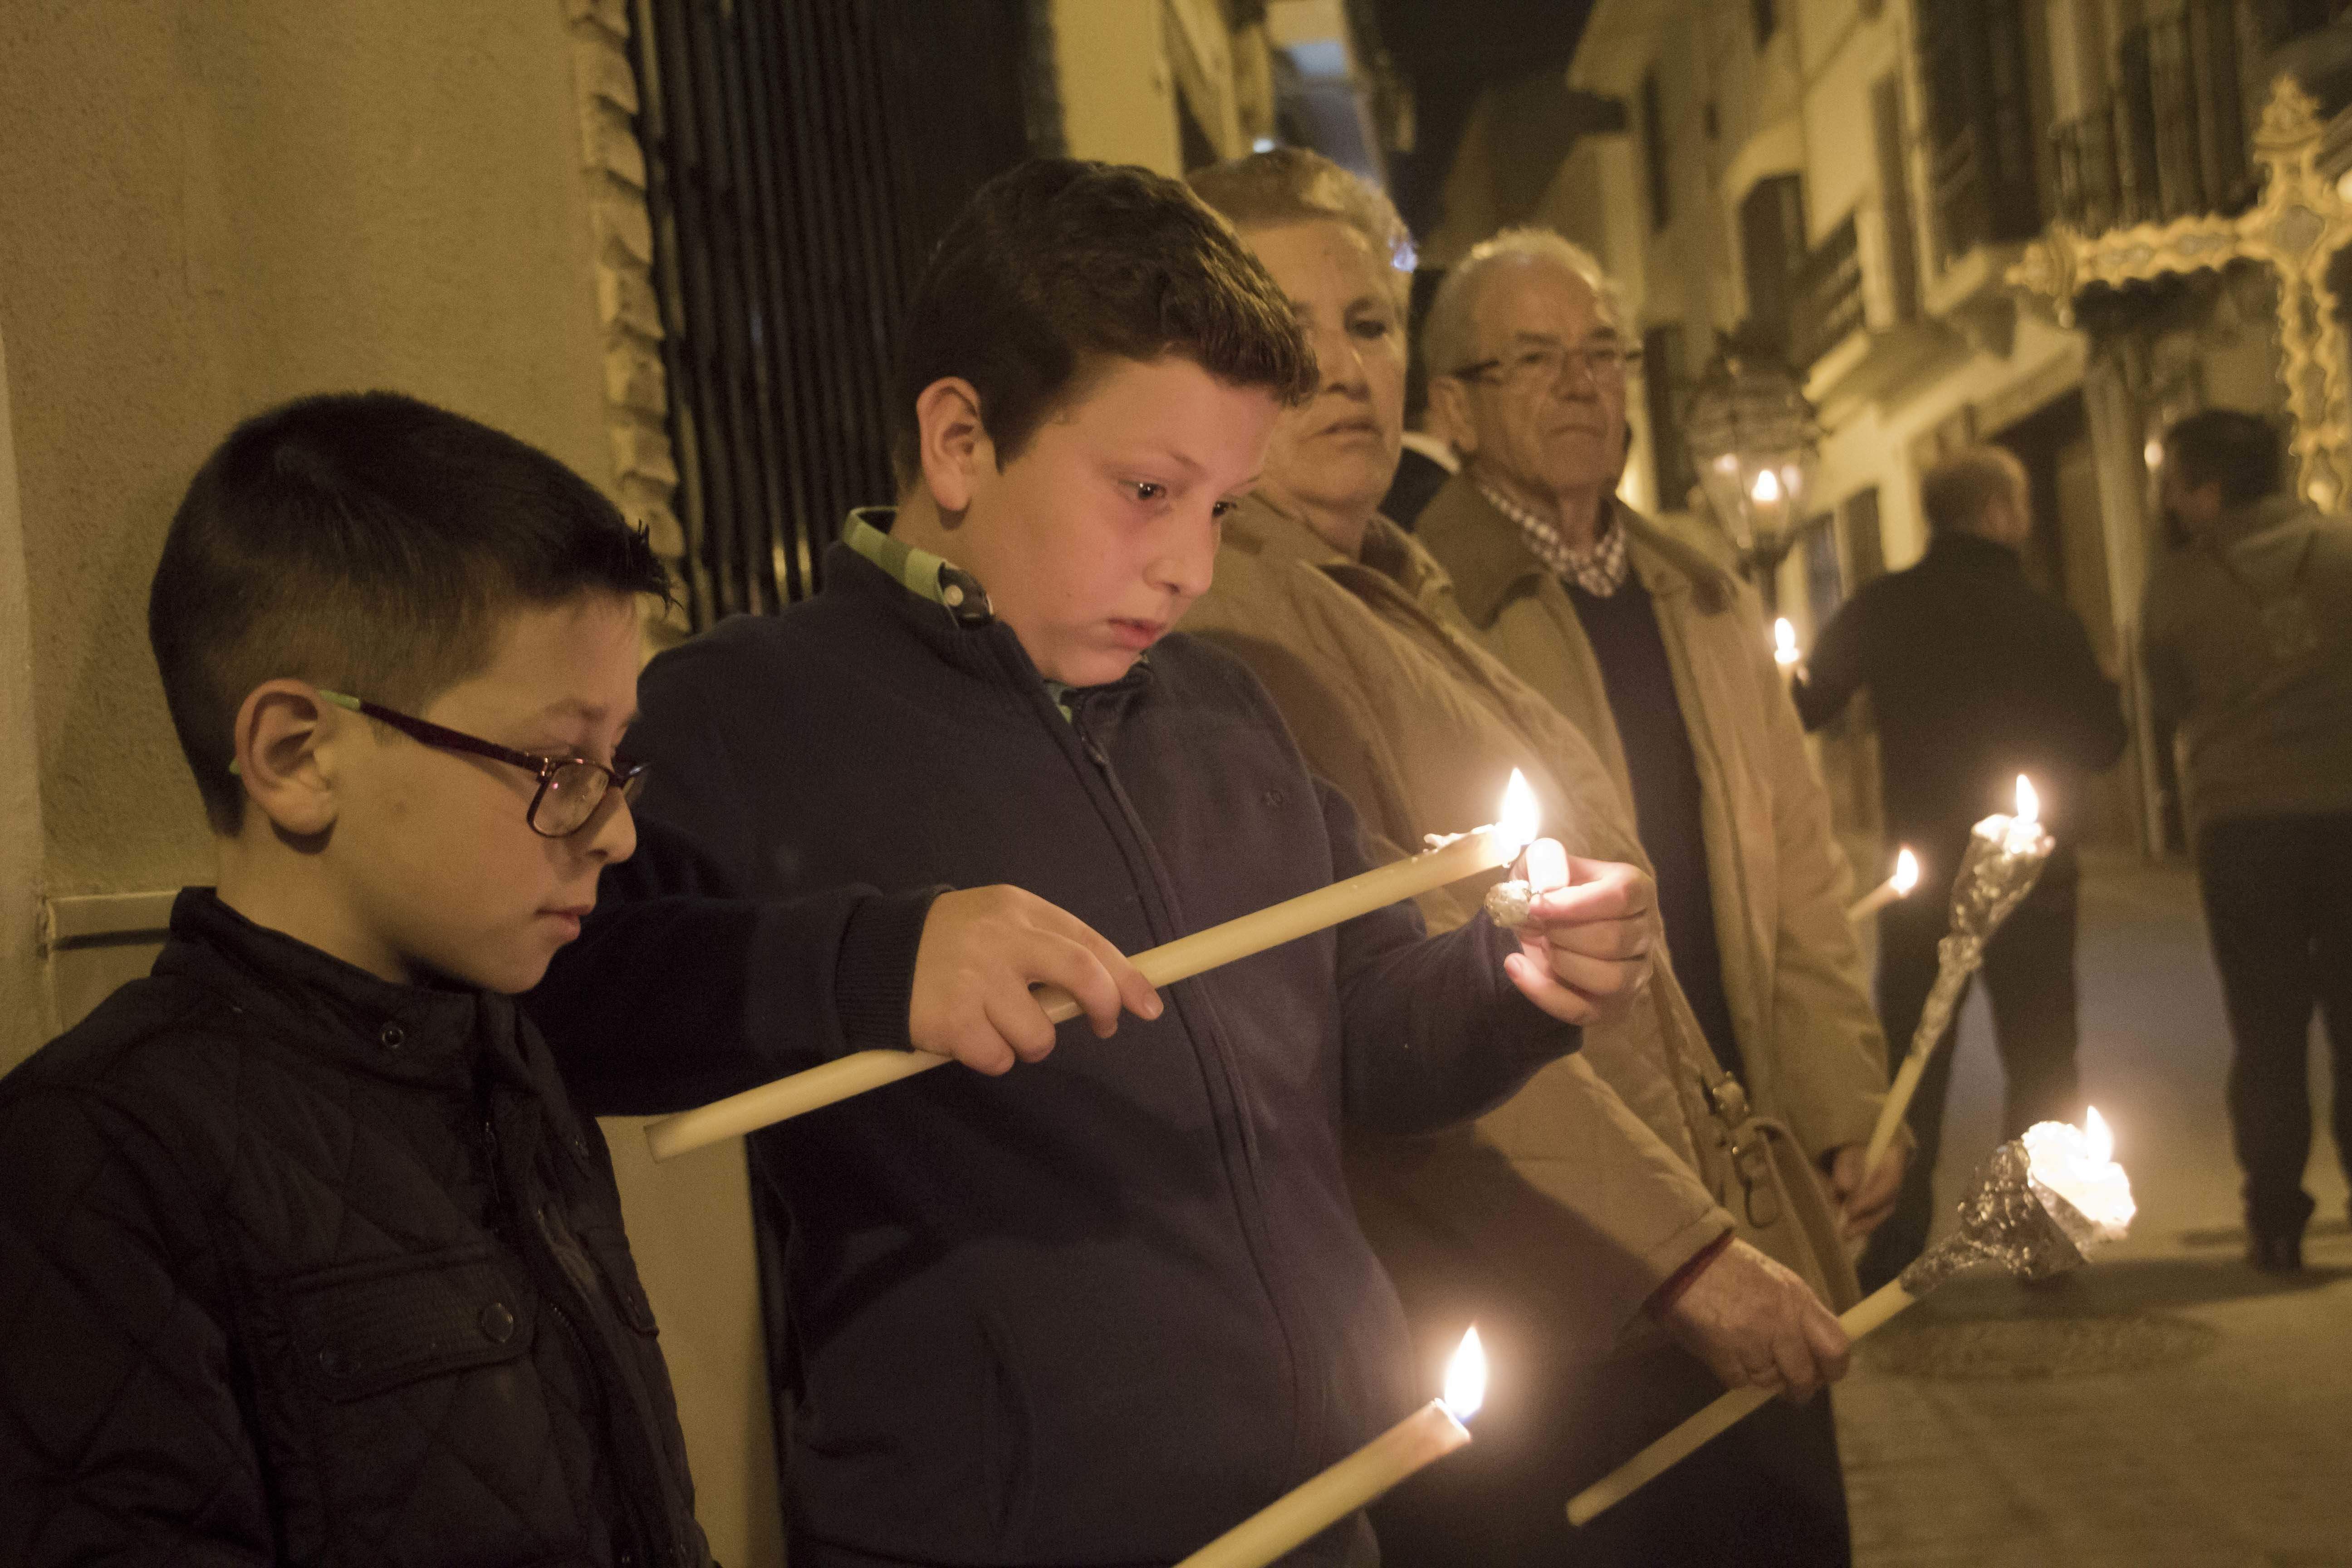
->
[1522,0,2352,863]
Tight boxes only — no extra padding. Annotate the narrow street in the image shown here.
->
[1839,855,2352,1565]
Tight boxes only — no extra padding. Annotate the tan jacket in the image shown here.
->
[1185,495,1754,1354]
[1415,474,1889,1163]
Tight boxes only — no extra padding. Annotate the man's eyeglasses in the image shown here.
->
[1450,341,1644,389]
[232,690,645,838]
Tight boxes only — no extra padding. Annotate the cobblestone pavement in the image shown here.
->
[1838,854,2352,1566]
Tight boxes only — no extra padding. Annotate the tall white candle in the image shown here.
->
[1571,1110,2135,1526]
[644,774,1546,1161]
[1846,846,1919,921]
[1176,1330,1486,1568]
[1862,777,2052,1176]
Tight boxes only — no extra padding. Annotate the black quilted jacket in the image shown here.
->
[0,890,712,1568]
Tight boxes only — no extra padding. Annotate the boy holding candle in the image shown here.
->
[528,159,1656,1568]
[0,394,721,1566]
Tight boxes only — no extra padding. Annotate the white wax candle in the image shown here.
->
[1846,847,1920,922]
[1524,837,1570,896]
[2022,1108,2136,1240]
[644,777,1543,1160]
[1176,1330,1485,1568]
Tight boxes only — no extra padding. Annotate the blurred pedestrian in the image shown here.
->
[2143,409,2352,1273]
[1795,445,2127,1290]
[1413,227,1900,1566]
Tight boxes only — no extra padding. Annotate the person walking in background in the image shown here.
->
[1413,227,1898,1566]
[1184,150,1868,1568]
[1796,445,2127,1291]
[2142,409,2352,1274]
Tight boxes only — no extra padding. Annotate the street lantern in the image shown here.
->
[1683,343,1828,617]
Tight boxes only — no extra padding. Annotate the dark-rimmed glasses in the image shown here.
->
[1451,341,1643,389]
[322,690,644,838]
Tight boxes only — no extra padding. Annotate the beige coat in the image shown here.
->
[1415,475,1889,1165]
[1184,495,1850,1381]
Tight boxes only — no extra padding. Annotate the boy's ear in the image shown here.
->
[914,377,995,517]
[1430,376,1478,459]
[232,681,343,838]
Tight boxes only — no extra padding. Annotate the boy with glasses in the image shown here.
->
[0,392,721,1566]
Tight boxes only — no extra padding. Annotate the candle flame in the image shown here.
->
[1498,769,1541,851]
[1773,617,1799,666]
[1750,469,1782,504]
[1893,847,1919,894]
[2014,774,2040,825]
[1442,1327,1487,1421]
[2085,1104,2112,1165]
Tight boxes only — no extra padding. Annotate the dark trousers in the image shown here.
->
[1858,880,2083,1291]
[2195,812,2352,1241]
[1369,1337,1850,1568]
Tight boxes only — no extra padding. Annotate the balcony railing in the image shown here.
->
[1791,214,1865,368]
[2046,0,2253,233]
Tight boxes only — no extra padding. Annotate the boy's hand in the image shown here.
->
[909,887,1162,1075]
[1501,854,1656,1025]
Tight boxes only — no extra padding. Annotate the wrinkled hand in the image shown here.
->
[909,887,1162,1075]
[1827,1142,1906,1240]
[1501,848,1656,1025]
[1657,1237,1851,1403]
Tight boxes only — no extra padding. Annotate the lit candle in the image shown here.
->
[2022,1107,2135,1241]
[1860,775,2053,1176]
[1569,1111,2132,1526]
[1773,617,1800,668]
[1846,846,1920,921]
[645,774,1547,1160]
[1176,1329,1486,1568]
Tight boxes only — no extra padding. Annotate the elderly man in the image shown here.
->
[1413,229,1900,1562]
[2143,410,2352,1273]
[1182,165,1884,1567]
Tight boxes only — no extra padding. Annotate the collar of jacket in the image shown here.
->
[1922,528,2027,576]
[1423,474,1737,629]
[154,887,511,1094]
[821,522,1159,713]
[1222,492,1453,601]
[2208,491,2312,549]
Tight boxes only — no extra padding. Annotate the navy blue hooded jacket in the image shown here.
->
[529,541,1578,1567]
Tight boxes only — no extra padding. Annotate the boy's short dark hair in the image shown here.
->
[2163,408,2285,505]
[150,391,667,833]
[891,157,1318,487]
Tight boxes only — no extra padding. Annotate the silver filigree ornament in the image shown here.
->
[1895,1137,2120,1296]
[1906,815,2057,1070]
[1483,878,1537,930]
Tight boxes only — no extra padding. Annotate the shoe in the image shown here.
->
[2247,1233,2303,1273]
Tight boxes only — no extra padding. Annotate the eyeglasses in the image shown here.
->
[1451,341,1644,389]
[321,690,644,838]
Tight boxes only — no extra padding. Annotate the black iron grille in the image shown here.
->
[627,0,1045,627]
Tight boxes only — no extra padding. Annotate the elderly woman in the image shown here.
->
[1182,151,1887,1567]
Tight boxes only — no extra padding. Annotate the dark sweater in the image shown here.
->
[527,542,1578,1568]
[1795,531,2127,892]
[1566,574,1747,1086]
[0,892,709,1568]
